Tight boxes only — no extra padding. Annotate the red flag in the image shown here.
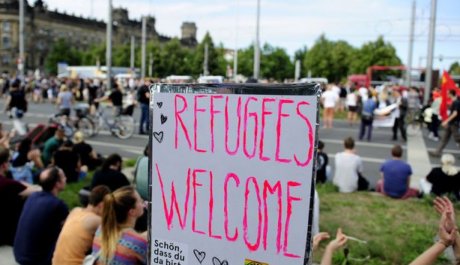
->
[440,71,460,120]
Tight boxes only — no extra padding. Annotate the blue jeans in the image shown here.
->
[139,103,150,133]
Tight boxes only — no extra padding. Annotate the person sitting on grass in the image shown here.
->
[0,146,41,246]
[73,131,102,170]
[10,138,43,184]
[420,154,460,200]
[53,185,111,265]
[91,154,130,192]
[53,139,88,183]
[89,186,147,264]
[376,145,419,199]
[14,167,69,265]
[316,140,330,184]
[333,137,369,192]
[42,126,65,166]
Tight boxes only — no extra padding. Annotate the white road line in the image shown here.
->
[328,153,385,164]
[407,127,431,189]
[321,138,405,149]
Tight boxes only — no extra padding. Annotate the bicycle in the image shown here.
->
[89,106,134,140]
[49,104,95,138]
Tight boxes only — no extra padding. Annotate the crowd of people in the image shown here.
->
[2,72,460,264]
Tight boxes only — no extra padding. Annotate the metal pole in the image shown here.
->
[149,52,153,77]
[130,36,135,78]
[425,0,437,104]
[204,43,209,76]
[253,0,260,80]
[19,0,25,79]
[406,0,416,88]
[141,16,147,80]
[106,0,112,90]
[233,0,239,83]
[295,60,301,82]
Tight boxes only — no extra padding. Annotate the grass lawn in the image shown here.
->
[58,161,455,264]
[315,183,456,264]
[58,158,138,209]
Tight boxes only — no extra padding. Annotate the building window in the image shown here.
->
[3,22,10,33]
[2,36,9,48]
[2,54,9,65]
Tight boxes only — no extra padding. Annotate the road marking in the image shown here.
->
[321,138,405,149]
[407,127,431,189]
[328,153,385,164]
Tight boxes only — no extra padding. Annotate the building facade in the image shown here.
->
[0,0,198,74]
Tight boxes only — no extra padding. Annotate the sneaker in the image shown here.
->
[433,137,439,142]
[428,132,434,139]
[429,151,441,158]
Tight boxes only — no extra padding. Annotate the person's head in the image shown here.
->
[449,90,457,100]
[100,186,144,262]
[343,137,355,150]
[60,84,69,92]
[61,139,73,150]
[391,145,403,158]
[18,138,32,154]
[392,89,401,98]
[88,185,111,215]
[441,154,459,176]
[11,79,20,91]
[74,131,85,144]
[39,167,66,193]
[102,154,122,171]
[0,146,10,175]
[318,140,325,152]
[55,126,66,140]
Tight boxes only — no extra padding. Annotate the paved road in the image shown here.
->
[1,99,460,188]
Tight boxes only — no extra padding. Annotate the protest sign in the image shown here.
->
[149,84,321,265]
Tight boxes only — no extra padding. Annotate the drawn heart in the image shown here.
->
[212,257,229,265]
[153,131,164,143]
[157,102,163,108]
[161,114,168,125]
[193,249,206,264]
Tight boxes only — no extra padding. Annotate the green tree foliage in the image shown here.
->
[45,38,82,74]
[81,44,106,66]
[261,44,293,81]
[449,62,460,75]
[350,36,402,79]
[192,32,221,76]
[160,38,192,76]
[112,43,131,67]
[303,35,355,83]
[236,45,254,78]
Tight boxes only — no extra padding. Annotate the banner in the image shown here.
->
[149,84,320,265]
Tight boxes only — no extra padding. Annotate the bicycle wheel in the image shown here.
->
[113,115,134,140]
[86,114,102,136]
[76,117,95,138]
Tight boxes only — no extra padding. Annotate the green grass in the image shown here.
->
[314,183,455,264]
[59,158,139,209]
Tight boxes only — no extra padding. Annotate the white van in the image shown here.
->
[298,77,329,84]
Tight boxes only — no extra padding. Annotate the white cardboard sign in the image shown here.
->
[150,92,318,265]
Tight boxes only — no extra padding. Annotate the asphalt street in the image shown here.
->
[1,98,460,189]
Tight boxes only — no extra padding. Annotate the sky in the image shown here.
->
[43,0,460,71]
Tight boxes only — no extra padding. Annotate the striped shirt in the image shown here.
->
[92,227,147,265]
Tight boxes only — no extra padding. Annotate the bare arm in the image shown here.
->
[409,243,448,265]
[18,182,42,197]
[82,215,101,236]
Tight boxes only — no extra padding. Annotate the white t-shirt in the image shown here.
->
[322,91,339,108]
[346,93,357,107]
[359,87,368,102]
[332,85,341,95]
[333,152,363,193]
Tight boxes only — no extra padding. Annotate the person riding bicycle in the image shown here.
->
[94,82,123,116]
[56,84,74,117]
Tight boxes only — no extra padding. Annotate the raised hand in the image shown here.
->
[434,197,456,233]
[327,228,348,252]
[313,232,331,251]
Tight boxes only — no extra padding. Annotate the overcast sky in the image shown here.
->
[43,0,460,70]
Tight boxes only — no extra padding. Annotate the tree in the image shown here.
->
[112,43,131,67]
[236,45,254,78]
[45,38,82,74]
[350,36,402,79]
[449,62,460,75]
[303,35,354,83]
[81,44,106,66]
[260,43,293,81]
[160,38,192,76]
[192,32,221,76]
